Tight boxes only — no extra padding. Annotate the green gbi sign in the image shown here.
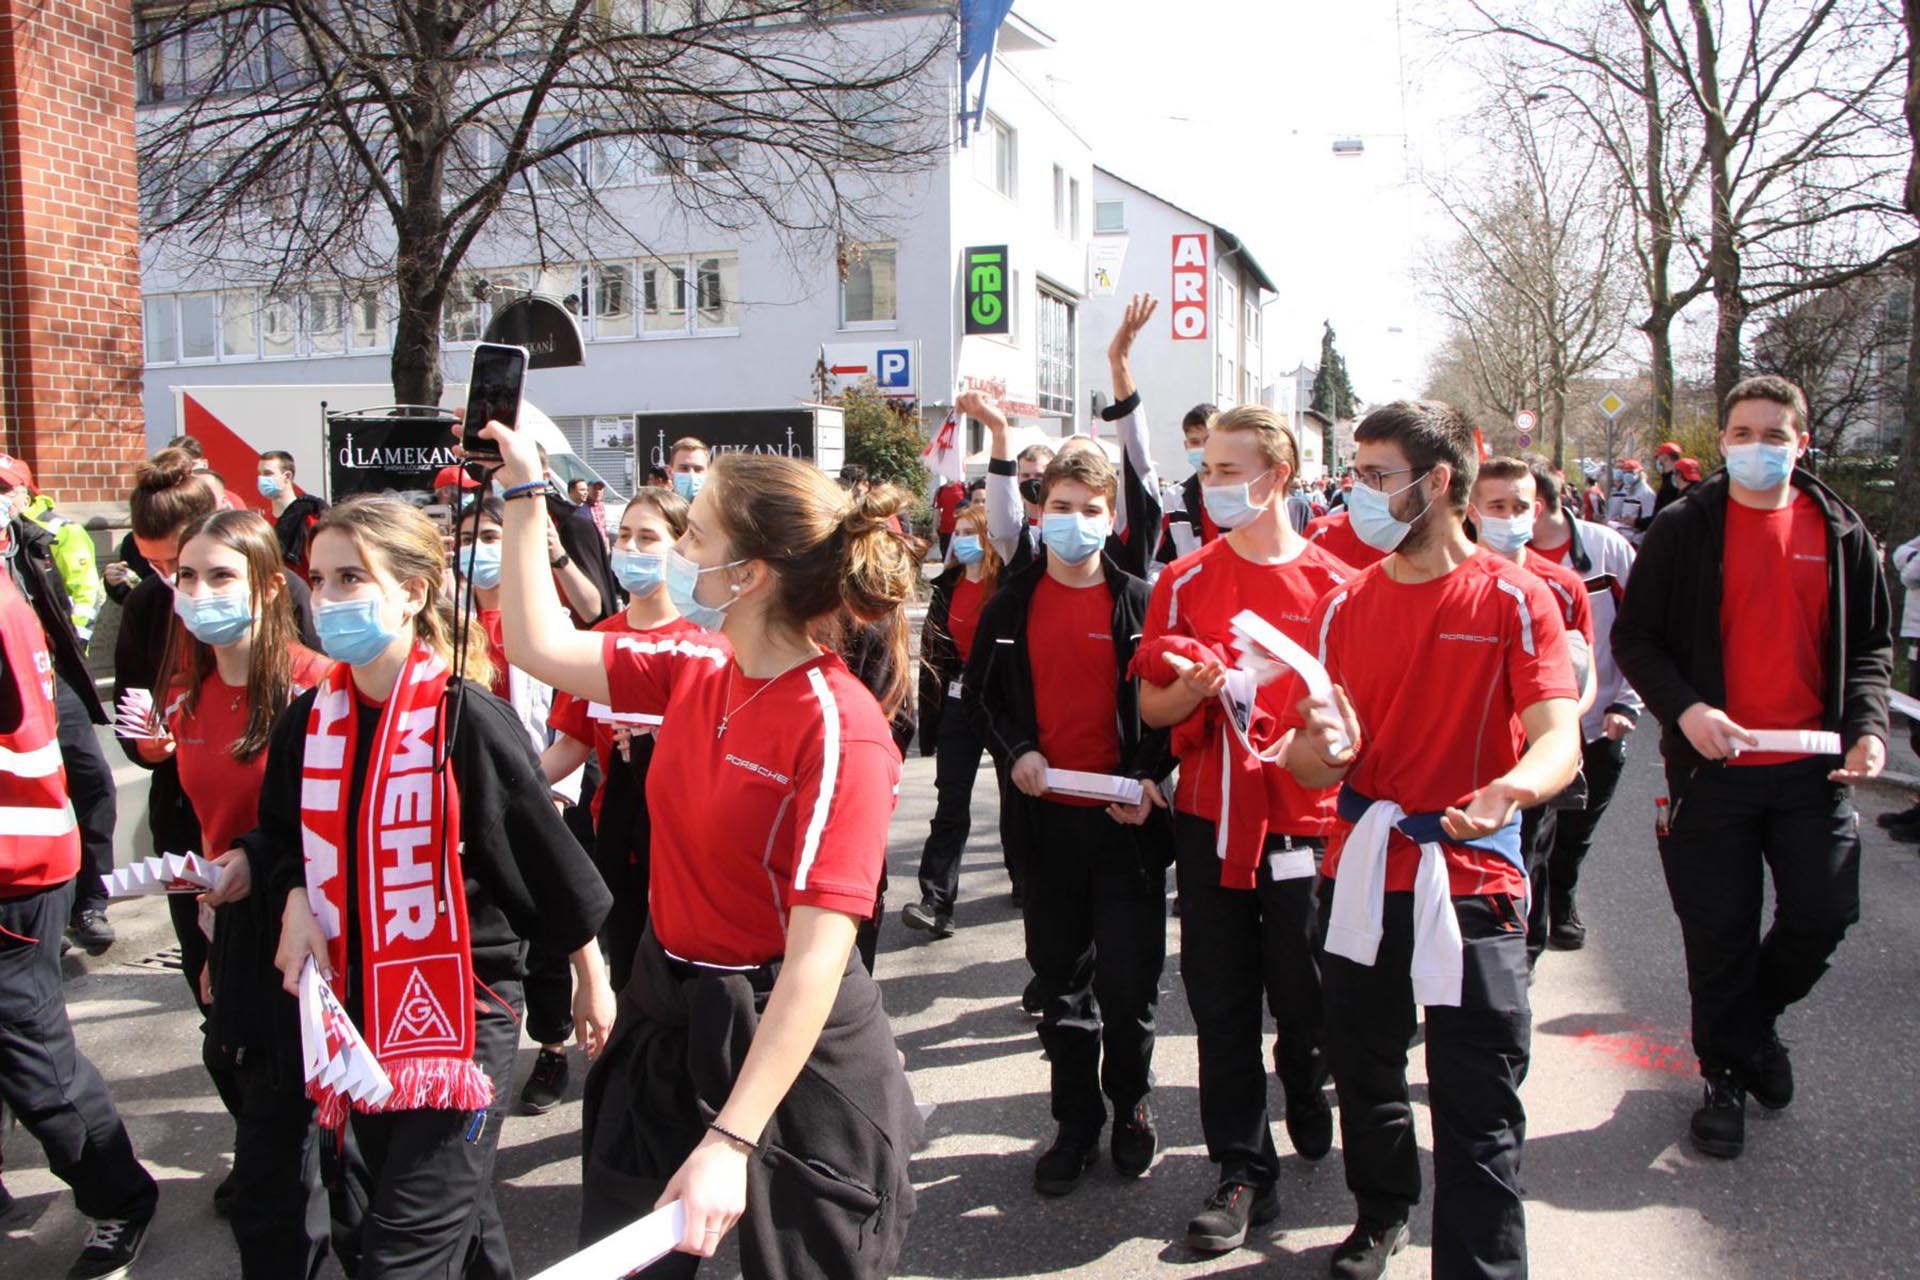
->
[964,244,1010,335]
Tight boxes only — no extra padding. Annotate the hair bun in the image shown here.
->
[134,446,200,493]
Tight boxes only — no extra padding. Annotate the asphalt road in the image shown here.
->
[5,720,1920,1278]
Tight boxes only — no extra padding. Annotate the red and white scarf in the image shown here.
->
[300,645,489,1126]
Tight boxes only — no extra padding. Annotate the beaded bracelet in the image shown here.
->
[706,1120,759,1154]
[500,480,547,501]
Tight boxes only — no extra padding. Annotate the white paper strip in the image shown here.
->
[1044,768,1144,806]
[100,852,216,898]
[297,957,393,1109]
[528,1201,688,1280]
[1229,609,1351,755]
[1735,730,1843,757]
[113,688,167,741]
[586,703,664,728]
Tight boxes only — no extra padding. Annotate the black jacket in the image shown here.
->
[916,565,968,756]
[547,491,619,626]
[1612,468,1892,769]
[963,555,1173,784]
[272,494,328,572]
[5,517,105,724]
[842,616,915,754]
[245,681,612,1016]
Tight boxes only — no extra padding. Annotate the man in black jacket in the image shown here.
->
[1614,374,1891,1162]
[965,447,1175,1198]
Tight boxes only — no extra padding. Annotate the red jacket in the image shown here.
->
[0,570,80,894]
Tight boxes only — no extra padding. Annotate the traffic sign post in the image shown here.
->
[1599,392,1627,499]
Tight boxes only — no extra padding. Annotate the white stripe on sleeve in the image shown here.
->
[793,667,842,892]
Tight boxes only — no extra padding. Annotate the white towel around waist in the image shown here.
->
[1323,798,1465,1007]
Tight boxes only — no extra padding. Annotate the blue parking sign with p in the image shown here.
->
[877,348,912,389]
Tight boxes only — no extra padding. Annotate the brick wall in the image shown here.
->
[0,0,145,503]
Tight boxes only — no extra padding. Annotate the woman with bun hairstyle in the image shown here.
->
[253,495,614,1277]
[155,510,359,1277]
[540,486,699,996]
[904,500,1003,938]
[485,416,921,1276]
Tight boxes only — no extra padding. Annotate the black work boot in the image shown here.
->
[1744,1030,1794,1111]
[1034,1125,1101,1196]
[1690,1068,1747,1158]
[1329,1216,1411,1279]
[1186,1179,1279,1253]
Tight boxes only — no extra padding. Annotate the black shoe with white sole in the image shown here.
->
[1329,1217,1410,1279]
[66,1214,151,1280]
[1186,1179,1279,1253]
[900,900,955,938]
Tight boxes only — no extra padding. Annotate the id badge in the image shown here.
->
[948,680,965,700]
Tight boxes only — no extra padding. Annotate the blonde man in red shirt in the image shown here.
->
[1286,401,1581,1280]
[1615,375,1890,1161]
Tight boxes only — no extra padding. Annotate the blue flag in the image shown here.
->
[958,0,1016,142]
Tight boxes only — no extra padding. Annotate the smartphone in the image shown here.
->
[462,342,528,461]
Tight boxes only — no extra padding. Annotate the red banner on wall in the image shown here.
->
[1171,233,1210,341]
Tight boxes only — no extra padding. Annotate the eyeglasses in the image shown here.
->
[1354,466,1428,492]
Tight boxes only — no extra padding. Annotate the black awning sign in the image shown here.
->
[483,294,586,368]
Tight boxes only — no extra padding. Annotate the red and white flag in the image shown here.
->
[923,411,964,484]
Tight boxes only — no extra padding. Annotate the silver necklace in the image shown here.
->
[716,657,811,738]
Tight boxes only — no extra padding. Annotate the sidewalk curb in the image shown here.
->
[61,893,179,981]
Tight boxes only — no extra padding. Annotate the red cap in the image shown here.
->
[1676,457,1703,482]
[0,453,35,493]
[1618,458,1642,473]
[1656,441,1683,459]
[433,464,480,492]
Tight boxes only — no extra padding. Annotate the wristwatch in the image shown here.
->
[550,553,571,571]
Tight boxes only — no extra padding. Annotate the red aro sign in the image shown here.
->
[1170,233,1209,340]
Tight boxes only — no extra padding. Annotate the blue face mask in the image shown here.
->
[951,534,985,566]
[1040,512,1110,565]
[1723,441,1794,492]
[1186,447,1207,473]
[673,472,706,503]
[1201,475,1271,532]
[313,597,400,667]
[174,588,255,647]
[1347,473,1430,553]
[666,548,742,631]
[460,541,502,590]
[257,474,284,499]
[613,549,667,598]
[1475,512,1535,556]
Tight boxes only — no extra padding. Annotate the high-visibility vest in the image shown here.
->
[0,569,79,889]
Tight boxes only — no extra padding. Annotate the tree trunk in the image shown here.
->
[1644,308,1677,435]
[1890,0,1920,545]
[1690,0,1745,408]
[1635,0,1680,435]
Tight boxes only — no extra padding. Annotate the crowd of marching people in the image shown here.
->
[0,291,1897,1280]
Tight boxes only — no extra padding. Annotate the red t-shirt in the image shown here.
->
[1722,493,1829,766]
[1305,510,1387,569]
[604,632,900,967]
[1028,573,1120,805]
[1145,536,1353,834]
[935,483,966,534]
[1288,553,1577,896]
[476,609,512,701]
[174,649,332,860]
[1518,550,1595,647]
[947,574,987,666]
[550,613,705,823]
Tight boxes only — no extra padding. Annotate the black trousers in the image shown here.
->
[1025,800,1166,1135]
[914,698,994,915]
[1320,889,1530,1280]
[1521,807,1557,964]
[1544,735,1629,918]
[230,1050,369,1280]
[348,979,522,1280]
[165,891,245,1121]
[525,945,573,1048]
[1174,813,1325,1187]
[0,880,157,1222]
[999,761,1033,893]
[54,675,115,918]
[1657,758,1860,1073]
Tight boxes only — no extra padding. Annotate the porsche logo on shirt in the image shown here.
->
[724,753,792,786]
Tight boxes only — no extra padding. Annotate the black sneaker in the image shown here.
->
[1875,801,1920,829]
[1021,977,1043,1017]
[68,909,114,957]
[1690,1069,1746,1159]
[1744,1031,1794,1111]
[1285,1087,1334,1161]
[1110,1102,1157,1177]
[1548,902,1587,950]
[519,1047,570,1115]
[66,1214,150,1280]
[1033,1126,1100,1196]
[1329,1216,1410,1279]
[1186,1179,1279,1253]
[212,1168,237,1216]
[900,901,954,938]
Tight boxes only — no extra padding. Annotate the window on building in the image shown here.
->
[144,297,178,365]
[1052,165,1066,234]
[305,290,346,355]
[349,292,387,351]
[441,277,490,345]
[221,290,260,358]
[840,243,897,327]
[1243,366,1259,405]
[1069,177,1081,240]
[136,11,308,105]
[1036,287,1076,416]
[975,115,1015,198]
[694,253,740,330]
[177,293,218,361]
[1094,199,1125,233]
[261,294,298,357]
[592,263,636,338]
[592,135,667,188]
[1245,300,1260,348]
[1217,353,1237,408]
[535,119,587,191]
[1218,276,1237,331]
[640,259,688,333]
